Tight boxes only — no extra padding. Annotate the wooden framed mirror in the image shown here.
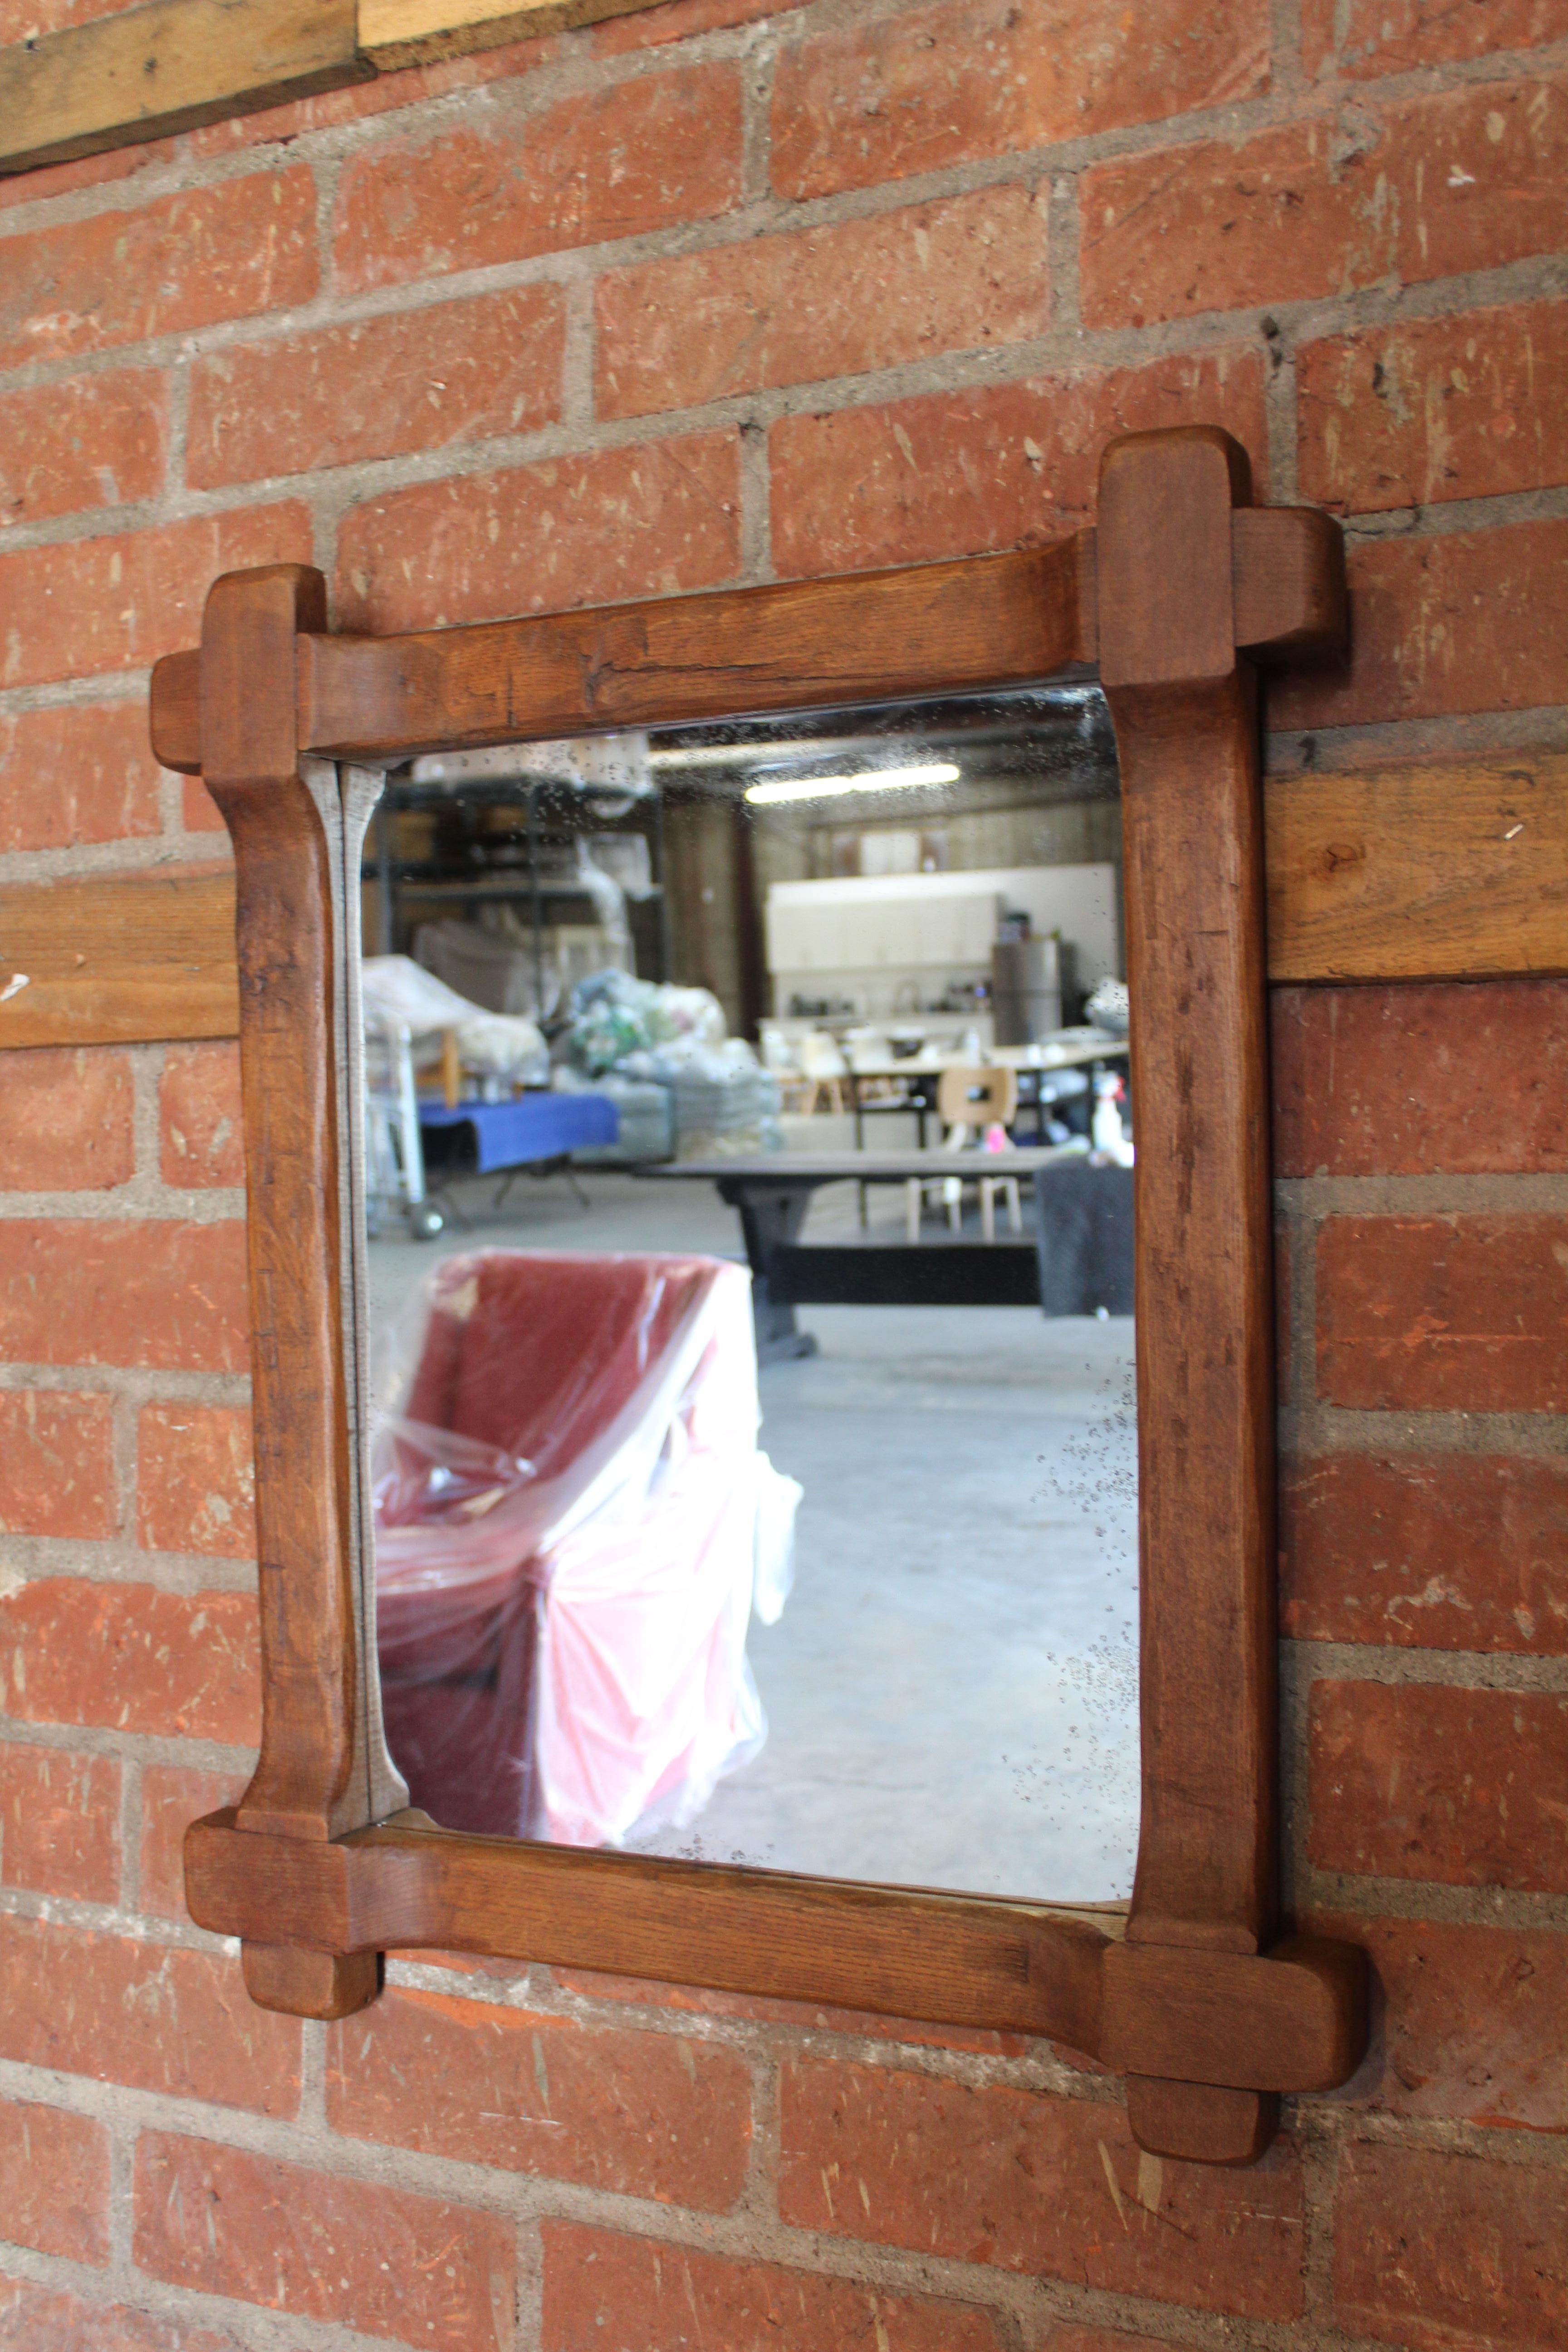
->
[148,423,1368,2169]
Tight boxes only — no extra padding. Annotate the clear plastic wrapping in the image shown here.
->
[372,1249,799,1847]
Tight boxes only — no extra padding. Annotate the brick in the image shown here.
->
[328,1984,751,2207]
[0,2096,109,2262]
[137,1403,255,1559]
[0,1578,259,1743]
[0,2276,246,2352]
[0,168,318,370]
[596,185,1049,420]
[1303,0,1568,80]
[189,24,568,157]
[541,2220,1005,2351]
[1298,299,1568,514]
[0,700,163,852]
[1335,2140,1568,2349]
[186,284,566,490]
[778,2061,1304,2318]
[1310,1679,1568,1891]
[0,132,180,215]
[181,778,228,835]
[772,0,1269,201]
[770,345,1267,576]
[159,1041,245,1188]
[1311,1912,1568,2128]
[333,61,742,292]
[0,369,167,530]
[0,1389,117,1539]
[1282,1453,1568,1652]
[595,0,794,44]
[1316,1213,1568,1412]
[0,1742,120,1903]
[0,1219,248,1372]
[138,1763,249,1918]
[1272,515,1568,731]
[336,431,740,635]
[0,501,313,694]
[134,2132,514,2349]
[1080,75,1568,327]
[0,1916,298,2111]
[0,1047,133,1191]
[1273,981,1568,1177]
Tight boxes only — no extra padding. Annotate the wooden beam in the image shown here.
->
[357,0,682,72]
[147,518,1331,777]
[0,0,367,177]
[1266,750,1568,984]
[0,868,238,1048]
[0,0,681,177]
[0,751,1562,1052]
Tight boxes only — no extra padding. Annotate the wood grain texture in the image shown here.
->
[201,568,368,1857]
[358,0,674,69]
[1102,1936,1369,2092]
[1268,750,1568,981]
[1101,430,1280,2163]
[9,754,1560,1053]
[243,1942,380,2020]
[148,514,1339,777]
[188,1812,1368,2084]
[1124,2078,1279,2168]
[166,439,1373,2146]
[0,0,366,176]
[0,869,237,1048]
[1101,430,1279,1967]
[189,1811,1114,2046]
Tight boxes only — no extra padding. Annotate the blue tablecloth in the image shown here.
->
[419,1092,619,1176]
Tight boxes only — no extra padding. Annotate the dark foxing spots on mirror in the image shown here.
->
[358,685,1137,1902]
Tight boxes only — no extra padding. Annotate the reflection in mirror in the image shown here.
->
[357,686,1137,1902]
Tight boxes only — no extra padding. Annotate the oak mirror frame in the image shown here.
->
[149,425,1369,2170]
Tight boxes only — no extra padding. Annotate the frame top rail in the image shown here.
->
[149,511,1341,774]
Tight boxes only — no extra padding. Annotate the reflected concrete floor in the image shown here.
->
[366,1153,1138,1905]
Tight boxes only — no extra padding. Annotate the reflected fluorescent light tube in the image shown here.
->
[743,762,960,805]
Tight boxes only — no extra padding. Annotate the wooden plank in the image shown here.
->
[186,1810,1114,2048]
[358,0,677,71]
[1267,750,1568,983]
[0,0,366,177]
[1100,430,1278,2165]
[1102,1936,1369,2094]
[0,868,237,1049]
[4,754,1564,1053]
[148,516,1333,777]
[292,540,1094,766]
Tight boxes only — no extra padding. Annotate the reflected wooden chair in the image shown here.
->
[905,1066,1022,1242]
[797,1029,850,1115]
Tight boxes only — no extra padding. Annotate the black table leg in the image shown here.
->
[718,1179,820,1362]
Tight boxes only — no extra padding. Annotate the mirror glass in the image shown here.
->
[357,685,1137,1902]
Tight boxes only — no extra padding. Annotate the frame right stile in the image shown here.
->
[158,424,1370,2167]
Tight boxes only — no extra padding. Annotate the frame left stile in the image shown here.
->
[156,426,1370,2165]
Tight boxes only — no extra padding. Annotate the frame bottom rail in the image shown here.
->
[186,1812,1367,2100]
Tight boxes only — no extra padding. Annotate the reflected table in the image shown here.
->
[640,1147,1133,1361]
[844,1036,1130,1148]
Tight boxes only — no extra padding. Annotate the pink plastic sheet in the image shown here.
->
[373,1249,798,1846]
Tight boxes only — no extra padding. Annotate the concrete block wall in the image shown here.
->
[0,0,1565,2341]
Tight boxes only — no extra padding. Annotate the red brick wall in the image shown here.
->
[0,0,1565,2342]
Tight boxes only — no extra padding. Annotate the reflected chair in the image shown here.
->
[905,1066,1023,1243]
[797,1029,850,1114]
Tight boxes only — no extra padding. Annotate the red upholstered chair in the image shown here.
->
[374,1249,797,1844]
